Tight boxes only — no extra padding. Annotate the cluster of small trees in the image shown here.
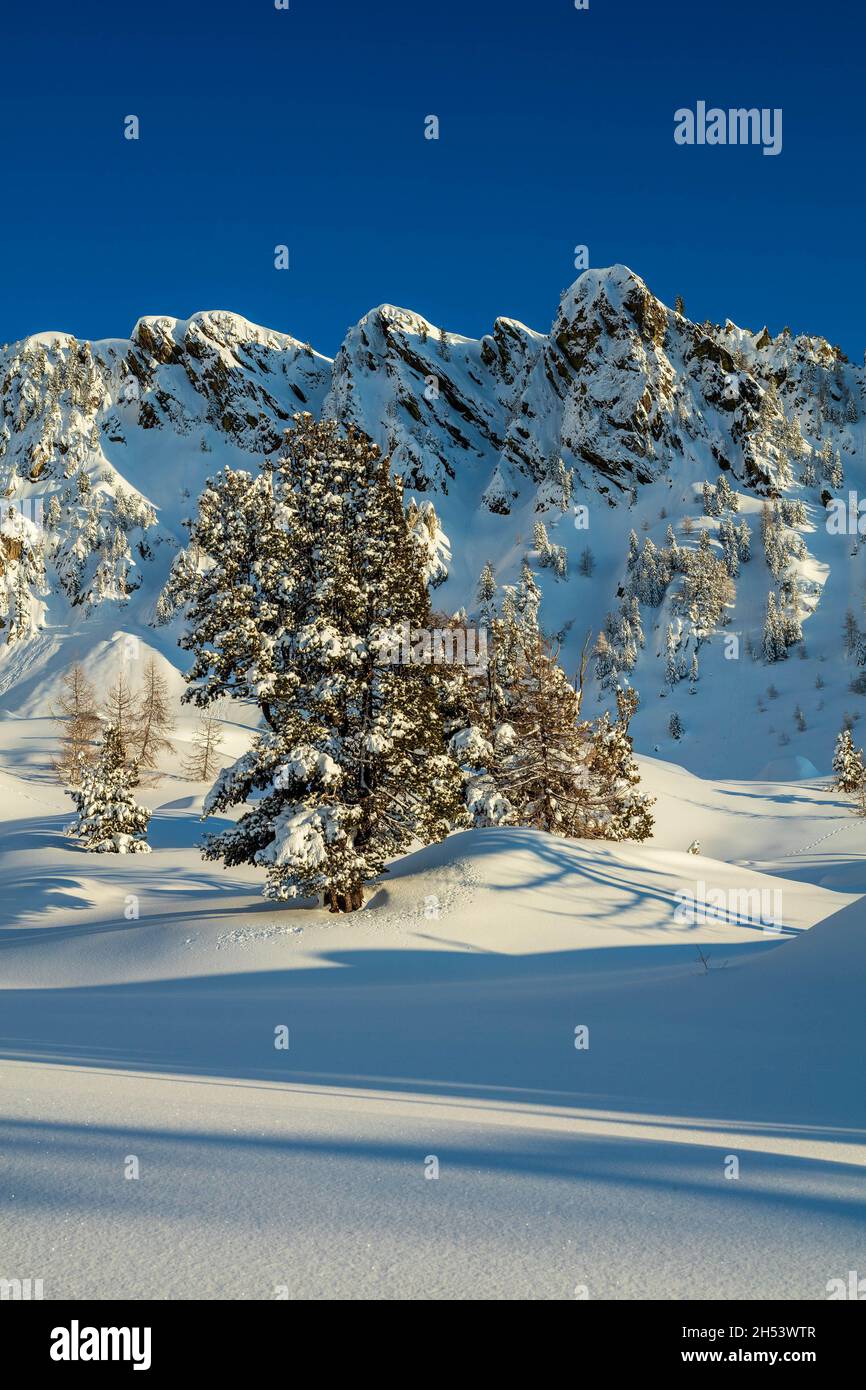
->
[606,515,747,693]
[535,452,574,513]
[626,526,735,632]
[0,502,46,645]
[48,476,156,607]
[675,531,736,635]
[54,659,173,854]
[451,563,654,842]
[55,658,225,855]
[761,500,806,580]
[701,474,739,518]
[819,440,844,489]
[53,659,176,785]
[594,594,644,689]
[664,620,699,689]
[762,590,802,662]
[532,520,567,578]
[2,332,160,619]
[755,498,808,664]
[718,514,750,577]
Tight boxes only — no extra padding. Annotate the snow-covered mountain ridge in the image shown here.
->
[2,264,864,778]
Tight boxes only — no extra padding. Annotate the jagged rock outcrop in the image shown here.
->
[0,267,861,654]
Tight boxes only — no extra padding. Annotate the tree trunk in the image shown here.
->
[328,885,365,913]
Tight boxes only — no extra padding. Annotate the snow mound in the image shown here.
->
[758,755,820,780]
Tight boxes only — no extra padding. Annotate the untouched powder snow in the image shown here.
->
[0,717,864,1300]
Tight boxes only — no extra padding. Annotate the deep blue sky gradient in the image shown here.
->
[2,0,863,356]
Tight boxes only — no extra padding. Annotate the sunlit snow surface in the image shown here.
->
[0,717,863,1300]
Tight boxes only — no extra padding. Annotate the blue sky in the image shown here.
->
[2,0,863,356]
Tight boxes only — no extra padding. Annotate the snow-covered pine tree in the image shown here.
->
[781,582,803,646]
[761,503,785,578]
[830,449,844,489]
[450,584,653,842]
[627,529,640,571]
[536,452,574,512]
[844,609,860,657]
[473,561,499,727]
[820,439,834,482]
[51,663,100,784]
[702,481,720,517]
[678,537,734,633]
[10,563,31,643]
[477,560,496,619]
[719,514,740,577]
[554,455,573,511]
[762,591,787,662]
[515,558,541,632]
[628,594,645,648]
[66,725,151,854]
[631,537,668,606]
[184,415,464,911]
[482,562,544,727]
[831,727,866,794]
[155,544,202,625]
[716,472,738,512]
[665,623,681,688]
[579,688,655,841]
[469,627,585,837]
[177,461,288,717]
[593,629,617,688]
[488,632,593,835]
[45,494,62,529]
[442,579,526,828]
[405,497,450,588]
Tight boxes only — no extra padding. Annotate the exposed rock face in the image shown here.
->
[322,304,543,492]
[0,266,860,649]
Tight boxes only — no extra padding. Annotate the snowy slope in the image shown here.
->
[0,716,864,1300]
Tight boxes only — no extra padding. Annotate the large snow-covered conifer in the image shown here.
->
[183,414,463,911]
